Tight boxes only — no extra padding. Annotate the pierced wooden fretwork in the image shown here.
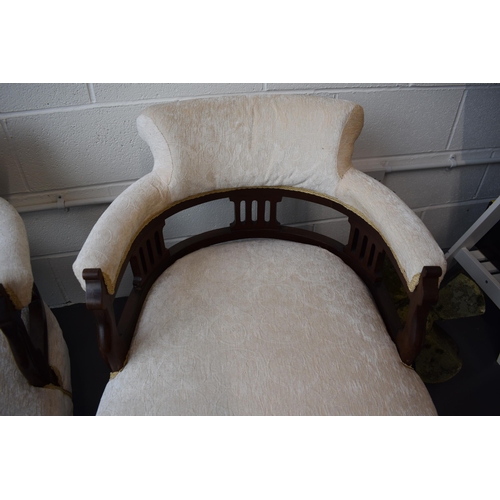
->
[83,187,441,372]
[345,215,386,284]
[130,219,168,290]
[229,190,283,230]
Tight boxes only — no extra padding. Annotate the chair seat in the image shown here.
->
[97,240,436,415]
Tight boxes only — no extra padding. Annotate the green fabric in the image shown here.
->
[384,261,485,384]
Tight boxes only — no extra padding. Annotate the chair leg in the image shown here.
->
[396,266,442,366]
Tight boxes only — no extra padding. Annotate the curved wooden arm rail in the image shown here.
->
[0,283,60,387]
[83,188,442,372]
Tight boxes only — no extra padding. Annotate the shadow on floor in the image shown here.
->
[425,294,500,416]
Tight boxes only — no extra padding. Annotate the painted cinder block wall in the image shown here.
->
[1,83,499,307]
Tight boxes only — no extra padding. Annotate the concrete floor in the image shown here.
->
[425,294,500,415]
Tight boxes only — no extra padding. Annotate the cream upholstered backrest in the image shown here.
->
[137,94,364,202]
[0,197,33,310]
[74,94,446,296]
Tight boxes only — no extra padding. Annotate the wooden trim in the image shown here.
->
[0,283,60,387]
[396,266,442,365]
[83,188,441,372]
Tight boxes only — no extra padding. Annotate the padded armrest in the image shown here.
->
[0,197,33,309]
[334,168,446,291]
[73,172,171,294]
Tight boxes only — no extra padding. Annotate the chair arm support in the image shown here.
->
[82,268,126,371]
[73,172,172,295]
[396,266,442,365]
[335,168,446,292]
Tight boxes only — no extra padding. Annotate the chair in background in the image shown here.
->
[0,197,72,416]
[74,95,446,415]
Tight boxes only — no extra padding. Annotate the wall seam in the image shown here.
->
[472,162,494,199]
[31,251,79,261]
[356,147,500,163]
[445,89,467,150]
[418,197,492,213]
[86,83,96,103]
[1,119,31,192]
[47,257,70,304]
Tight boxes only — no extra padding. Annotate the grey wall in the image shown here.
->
[1,83,499,307]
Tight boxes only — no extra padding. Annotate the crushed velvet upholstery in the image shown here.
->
[0,197,33,310]
[73,95,445,415]
[97,240,436,416]
[73,95,445,295]
[0,197,72,416]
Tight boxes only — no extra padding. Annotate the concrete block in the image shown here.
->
[21,204,107,257]
[277,197,345,225]
[115,264,134,299]
[449,88,500,150]
[421,201,490,249]
[337,89,464,158]
[31,258,66,307]
[290,222,314,231]
[164,236,189,248]
[37,253,133,306]
[93,83,263,102]
[163,198,234,239]
[0,84,90,113]
[475,164,500,200]
[47,254,85,305]
[383,165,486,209]
[0,123,27,195]
[6,104,153,191]
[313,218,350,245]
[413,208,425,220]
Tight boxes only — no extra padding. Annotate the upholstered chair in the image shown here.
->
[0,197,72,415]
[73,95,446,415]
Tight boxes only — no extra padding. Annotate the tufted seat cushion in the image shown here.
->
[97,240,436,416]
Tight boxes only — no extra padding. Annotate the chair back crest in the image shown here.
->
[137,94,364,201]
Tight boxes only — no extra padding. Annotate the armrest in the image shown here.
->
[335,168,446,292]
[72,172,172,295]
[0,197,33,309]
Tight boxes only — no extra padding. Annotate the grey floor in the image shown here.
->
[425,293,500,416]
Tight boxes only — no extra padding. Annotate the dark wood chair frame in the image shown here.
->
[0,283,60,387]
[83,187,442,373]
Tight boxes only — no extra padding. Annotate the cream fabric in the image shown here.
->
[73,95,362,293]
[73,95,445,294]
[335,169,446,290]
[137,95,363,200]
[73,172,172,294]
[0,197,72,415]
[0,197,33,309]
[97,240,436,416]
[0,304,73,416]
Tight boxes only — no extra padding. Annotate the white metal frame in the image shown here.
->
[445,197,500,363]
